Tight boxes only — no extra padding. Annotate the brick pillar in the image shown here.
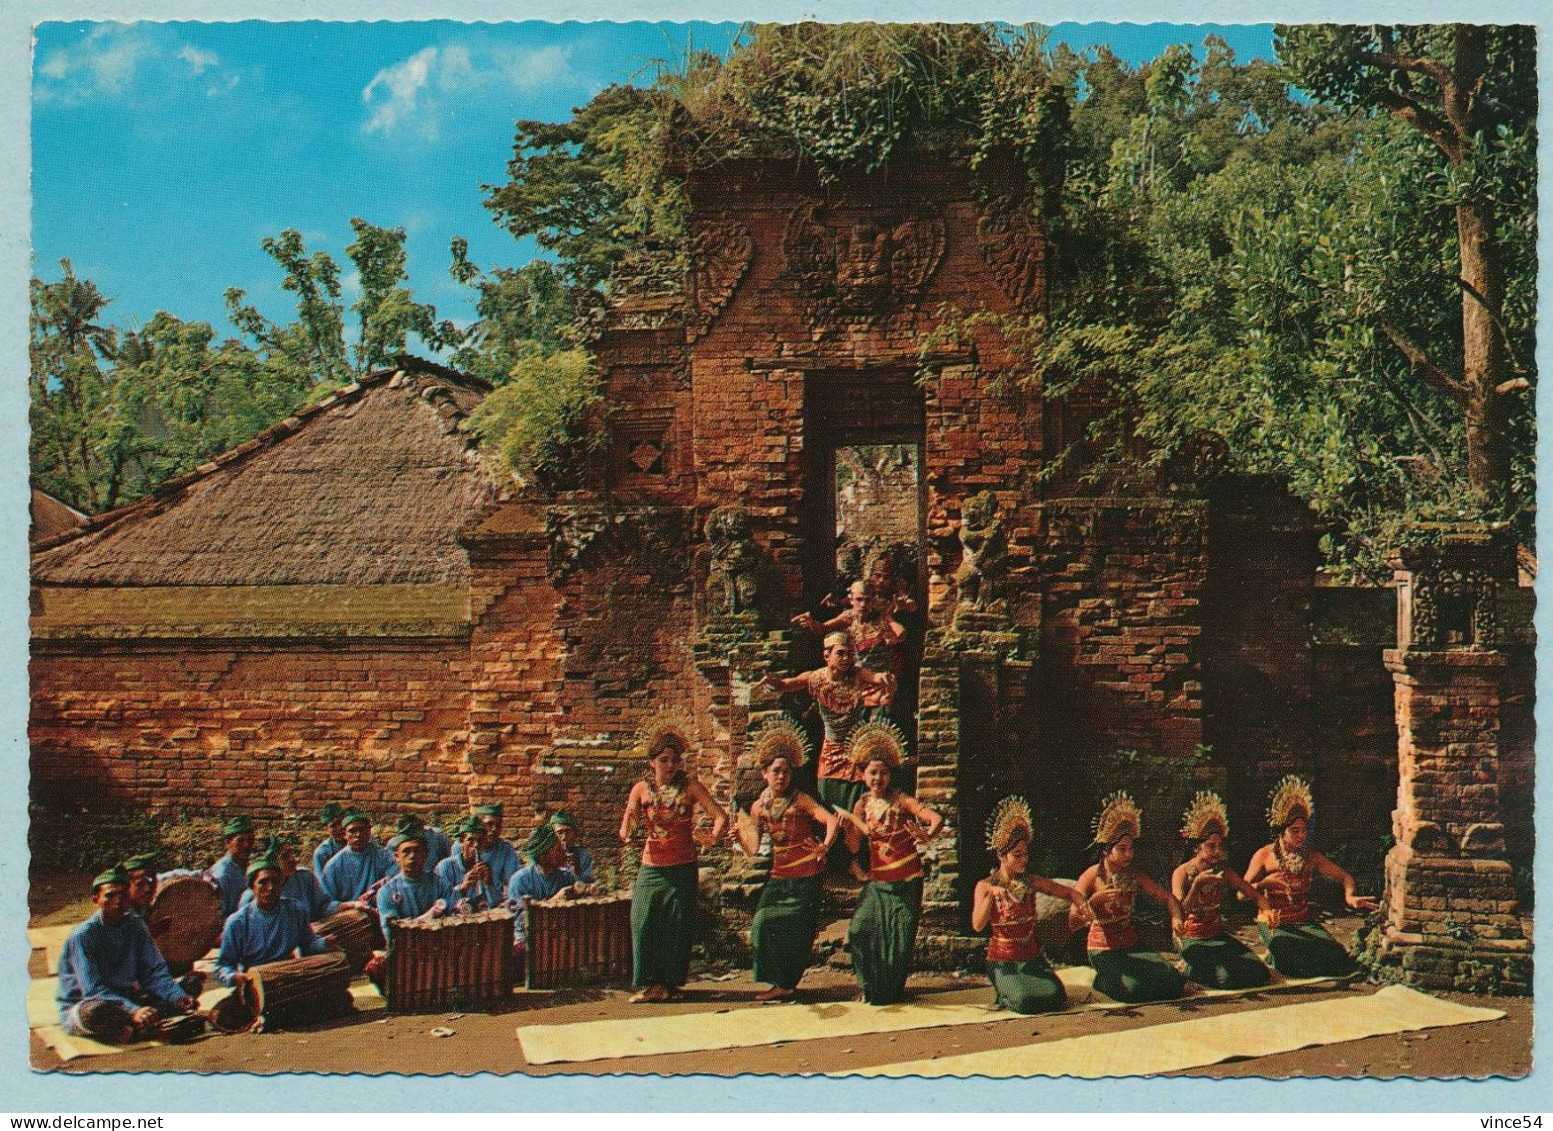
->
[1376,527,1531,994]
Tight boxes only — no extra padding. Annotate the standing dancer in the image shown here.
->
[759,632,895,816]
[840,722,942,1004]
[733,719,839,1002]
[1071,792,1187,1004]
[619,713,728,1004]
[1171,792,1271,989]
[1244,776,1377,977]
[972,796,1089,1014]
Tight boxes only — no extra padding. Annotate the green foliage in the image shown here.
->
[448,240,576,384]
[346,218,461,372]
[464,349,602,492]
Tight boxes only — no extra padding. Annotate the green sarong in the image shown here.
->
[818,778,864,816]
[987,957,1067,1014]
[631,862,697,989]
[1178,934,1272,990]
[752,873,823,989]
[1258,920,1356,978]
[847,877,922,1004]
[1089,945,1187,1003]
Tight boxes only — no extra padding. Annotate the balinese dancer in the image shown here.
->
[791,581,907,696]
[1071,792,1187,1004]
[1171,792,1271,989]
[619,712,728,1004]
[839,722,942,1004]
[1243,776,1376,977]
[759,632,896,816]
[733,719,839,1002]
[971,796,1088,1013]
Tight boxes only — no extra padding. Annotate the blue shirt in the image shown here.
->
[506,865,579,944]
[424,826,453,868]
[435,853,503,910]
[320,844,397,902]
[376,872,455,944]
[481,839,522,892]
[209,853,250,918]
[312,836,346,877]
[214,898,328,987]
[57,912,187,1022]
[562,844,595,884]
[240,869,336,921]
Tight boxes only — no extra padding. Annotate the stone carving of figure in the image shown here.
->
[955,491,1007,611]
[707,506,760,616]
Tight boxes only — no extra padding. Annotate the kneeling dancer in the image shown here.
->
[1171,792,1271,989]
[1244,776,1377,978]
[735,720,839,1002]
[1072,792,1187,1004]
[57,867,197,1043]
[972,796,1089,1014]
[841,721,942,1004]
[620,712,728,1004]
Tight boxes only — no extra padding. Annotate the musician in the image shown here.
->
[733,720,839,1003]
[57,867,196,1043]
[319,810,397,905]
[121,852,205,999]
[390,813,452,868]
[436,817,502,910]
[214,855,331,989]
[759,632,895,817]
[620,713,728,1004]
[312,802,348,876]
[209,816,258,918]
[549,810,595,883]
[375,831,456,945]
[474,803,522,892]
[1243,776,1377,977]
[509,825,588,937]
[241,835,336,922]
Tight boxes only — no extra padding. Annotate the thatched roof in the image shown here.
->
[30,487,88,545]
[32,359,501,588]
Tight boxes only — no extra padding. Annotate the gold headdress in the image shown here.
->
[634,710,696,763]
[1091,791,1143,846]
[847,720,907,771]
[986,795,1034,855]
[1180,791,1229,841]
[749,717,811,770]
[1267,775,1313,829]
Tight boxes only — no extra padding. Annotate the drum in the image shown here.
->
[384,909,514,1012]
[153,1012,206,1044]
[525,892,632,990]
[147,875,223,966]
[312,908,377,973]
[242,952,354,1031]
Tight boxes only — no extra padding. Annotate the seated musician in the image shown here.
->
[57,867,196,1043]
[312,802,348,876]
[214,855,331,990]
[549,810,595,883]
[121,852,204,999]
[209,816,258,918]
[507,824,590,980]
[319,810,397,906]
[436,817,502,910]
[241,835,336,922]
[391,812,452,869]
[375,831,455,944]
[475,802,522,892]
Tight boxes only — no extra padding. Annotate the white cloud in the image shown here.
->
[360,41,576,143]
[35,24,225,106]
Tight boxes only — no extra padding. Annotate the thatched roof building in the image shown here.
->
[29,486,88,545]
[31,358,502,640]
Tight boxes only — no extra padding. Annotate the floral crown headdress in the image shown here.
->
[846,720,907,771]
[986,795,1033,856]
[1091,791,1143,846]
[749,716,811,770]
[1267,775,1314,829]
[634,710,696,763]
[1180,791,1229,841]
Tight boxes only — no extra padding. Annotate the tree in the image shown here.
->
[1277,24,1536,512]
[224,229,350,388]
[448,240,574,384]
[345,218,460,373]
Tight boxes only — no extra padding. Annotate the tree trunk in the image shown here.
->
[1457,196,1511,509]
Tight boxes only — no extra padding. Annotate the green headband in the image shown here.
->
[549,809,579,831]
[246,855,283,882]
[92,866,129,893]
[121,853,158,874]
[524,824,559,861]
[223,816,255,837]
[320,803,346,824]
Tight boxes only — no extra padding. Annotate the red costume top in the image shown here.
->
[1259,843,1313,927]
[641,780,697,868]
[1086,866,1140,951]
[844,614,904,680]
[986,878,1042,963]
[1177,867,1226,940]
[857,793,923,883]
[763,793,826,880]
[811,669,869,783]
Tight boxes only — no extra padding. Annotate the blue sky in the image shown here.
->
[31,21,1277,341]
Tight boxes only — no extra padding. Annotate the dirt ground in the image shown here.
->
[29,868,1531,1080]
